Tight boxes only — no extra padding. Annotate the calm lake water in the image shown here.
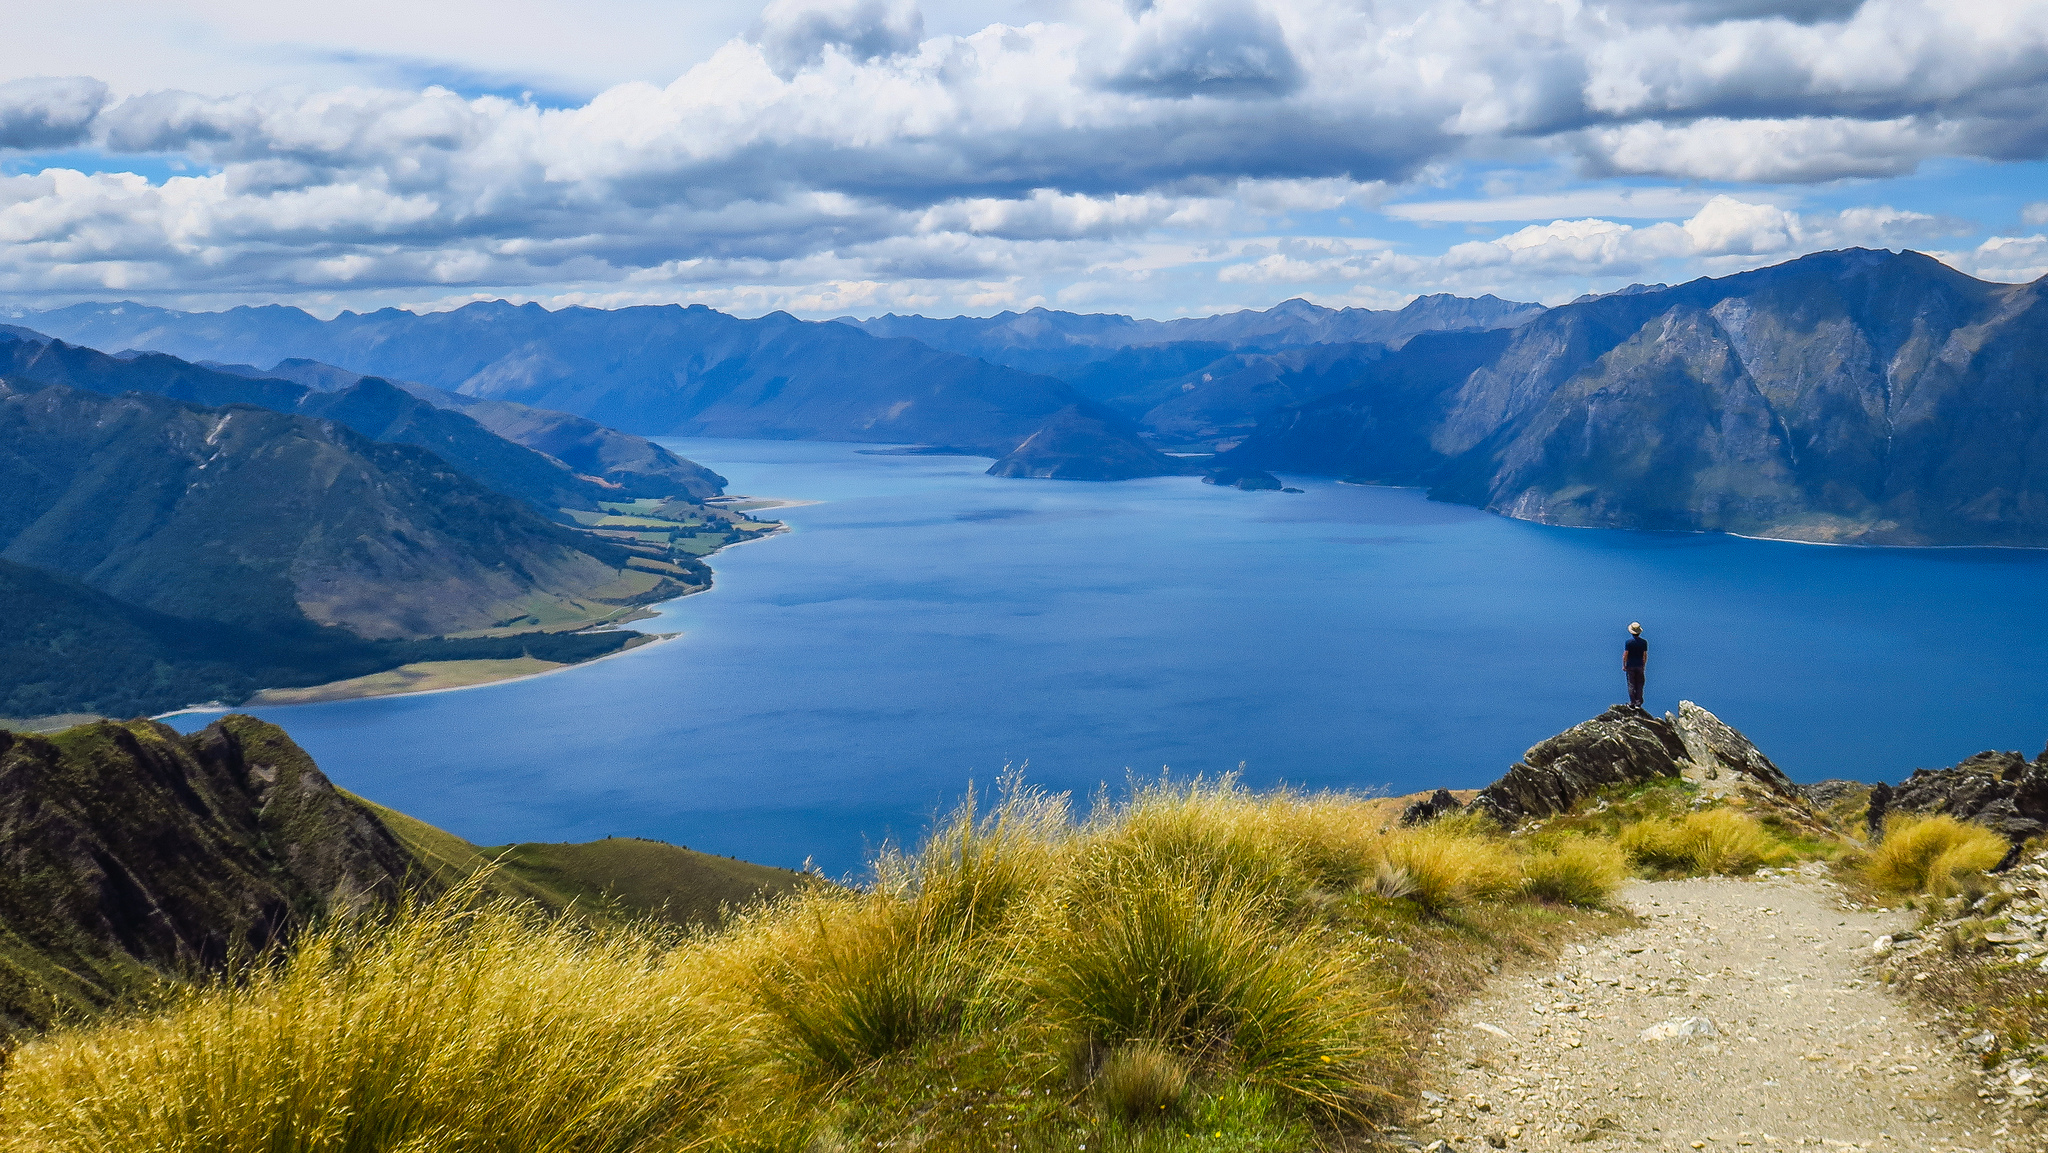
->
[169,440,2048,875]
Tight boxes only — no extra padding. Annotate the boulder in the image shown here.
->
[1401,788,1465,826]
[1887,747,2048,843]
[1670,701,1800,799]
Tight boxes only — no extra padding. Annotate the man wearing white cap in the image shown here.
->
[1623,622,1648,708]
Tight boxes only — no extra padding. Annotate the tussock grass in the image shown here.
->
[1616,809,1774,876]
[1091,1041,1192,1123]
[1378,823,1522,913]
[1,886,741,1153]
[1522,836,1630,906]
[0,774,1635,1152]
[1864,813,2009,896]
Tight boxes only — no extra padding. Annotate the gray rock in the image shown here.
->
[1403,788,1466,826]
[1889,746,2048,845]
[1469,705,1691,824]
[1672,700,1801,798]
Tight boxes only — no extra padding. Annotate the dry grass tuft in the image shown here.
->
[1090,1040,1192,1123]
[0,884,739,1153]
[1617,809,1773,876]
[1378,823,1522,913]
[1864,813,2009,896]
[1522,836,1629,906]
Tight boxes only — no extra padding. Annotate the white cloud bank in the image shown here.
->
[0,0,2045,315]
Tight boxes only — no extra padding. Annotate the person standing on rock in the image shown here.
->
[1623,622,1648,708]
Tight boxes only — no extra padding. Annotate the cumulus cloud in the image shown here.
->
[751,0,924,79]
[0,0,2044,313]
[0,77,110,150]
[1105,0,1302,98]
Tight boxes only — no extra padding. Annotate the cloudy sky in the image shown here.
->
[3,0,2045,319]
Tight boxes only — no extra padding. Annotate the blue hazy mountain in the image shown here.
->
[14,302,1155,462]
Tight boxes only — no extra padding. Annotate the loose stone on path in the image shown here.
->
[1401,870,2019,1152]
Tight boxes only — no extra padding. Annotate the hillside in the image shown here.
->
[15,698,2031,1152]
[237,357,726,501]
[0,715,806,1032]
[0,380,673,640]
[1229,249,2048,545]
[0,329,722,516]
[14,301,1171,462]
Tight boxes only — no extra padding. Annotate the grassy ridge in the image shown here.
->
[350,795,808,930]
[0,778,1629,1152]
[5,773,2016,1152]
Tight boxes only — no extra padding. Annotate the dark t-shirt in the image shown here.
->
[1624,635,1648,670]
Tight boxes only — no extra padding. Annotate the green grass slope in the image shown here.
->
[351,795,807,928]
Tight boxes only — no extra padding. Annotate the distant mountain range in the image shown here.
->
[13,302,1143,459]
[13,294,1546,460]
[842,293,1546,368]
[1228,249,2048,546]
[16,254,2048,552]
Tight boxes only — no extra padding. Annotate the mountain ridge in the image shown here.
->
[1228,249,2048,546]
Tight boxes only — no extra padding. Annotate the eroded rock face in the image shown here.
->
[1672,700,1800,799]
[1455,700,1799,826]
[0,715,419,1032]
[1468,705,1689,824]
[1889,748,2048,842]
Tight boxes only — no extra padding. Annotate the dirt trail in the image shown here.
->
[1402,867,2016,1153]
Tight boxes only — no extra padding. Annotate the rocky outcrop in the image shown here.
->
[1468,706,1691,824]
[0,715,420,1031]
[1401,788,1465,826]
[1671,700,1800,799]
[1448,701,1805,826]
[1887,747,2048,843]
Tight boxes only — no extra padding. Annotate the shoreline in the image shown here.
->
[155,633,685,717]
[156,492,806,718]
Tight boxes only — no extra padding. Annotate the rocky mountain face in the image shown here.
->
[1406,701,1804,826]
[0,330,721,516]
[1883,747,2048,843]
[13,301,1168,463]
[0,715,417,1031]
[1231,249,2048,545]
[0,380,663,640]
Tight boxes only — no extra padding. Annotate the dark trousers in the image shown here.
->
[1626,667,1645,707]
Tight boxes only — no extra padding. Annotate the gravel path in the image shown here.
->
[1402,869,2017,1153]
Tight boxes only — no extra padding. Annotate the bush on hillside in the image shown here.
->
[1864,813,2008,896]
[1030,860,1384,1113]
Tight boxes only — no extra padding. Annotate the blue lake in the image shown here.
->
[169,439,2048,876]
